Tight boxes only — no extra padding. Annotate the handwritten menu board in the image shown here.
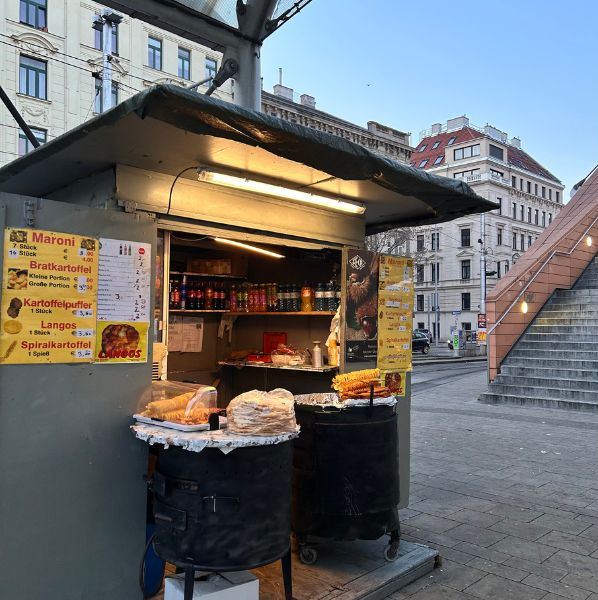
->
[0,227,98,364]
[377,255,414,374]
[95,238,151,363]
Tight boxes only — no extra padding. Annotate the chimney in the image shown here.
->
[431,123,442,135]
[273,84,294,101]
[447,115,469,130]
[510,137,521,149]
[299,94,316,108]
[484,125,508,143]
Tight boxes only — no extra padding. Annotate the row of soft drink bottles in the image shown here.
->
[169,277,340,312]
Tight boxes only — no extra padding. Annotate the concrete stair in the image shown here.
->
[480,257,598,411]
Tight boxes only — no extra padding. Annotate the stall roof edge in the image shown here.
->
[0,84,497,233]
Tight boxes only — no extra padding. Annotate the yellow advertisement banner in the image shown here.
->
[0,227,98,364]
[377,255,414,372]
[95,321,149,363]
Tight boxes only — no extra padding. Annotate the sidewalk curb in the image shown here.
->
[413,356,488,365]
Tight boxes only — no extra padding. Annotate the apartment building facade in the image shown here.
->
[409,116,564,341]
[0,0,232,164]
[261,83,413,163]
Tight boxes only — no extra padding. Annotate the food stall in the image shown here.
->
[0,84,495,600]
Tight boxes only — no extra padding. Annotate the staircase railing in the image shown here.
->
[488,211,598,337]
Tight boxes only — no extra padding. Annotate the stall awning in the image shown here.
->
[0,85,496,233]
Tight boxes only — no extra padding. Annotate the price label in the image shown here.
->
[76,276,88,293]
[74,309,94,318]
[78,248,88,257]
[8,248,19,258]
[73,349,93,359]
[73,329,94,338]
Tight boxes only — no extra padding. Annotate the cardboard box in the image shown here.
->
[164,571,259,600]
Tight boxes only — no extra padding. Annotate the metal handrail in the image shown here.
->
[487,211,598,336]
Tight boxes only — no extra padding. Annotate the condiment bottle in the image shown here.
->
[301,283,314,312]
[312,340,323,368]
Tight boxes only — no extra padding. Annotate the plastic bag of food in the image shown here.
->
[227,388,297,436]
[137,381,218,424]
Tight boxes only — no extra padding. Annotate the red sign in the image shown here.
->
[478,313,487,329]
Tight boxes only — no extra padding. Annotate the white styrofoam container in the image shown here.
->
[164,571,259,600]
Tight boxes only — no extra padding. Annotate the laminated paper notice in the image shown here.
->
[182,317,204,353]
[95,238,151,363]
[0,227,98,364]
[377,255,414,372]
[168,314,183,352]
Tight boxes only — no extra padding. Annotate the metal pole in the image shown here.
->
[434,226,439,346]
[101,13,114,112]
[480,213,486,314]
[0,84,40,149]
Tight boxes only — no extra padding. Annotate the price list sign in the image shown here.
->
[0,227,98,364]
[377,255,414,373]
[95,238,151,363]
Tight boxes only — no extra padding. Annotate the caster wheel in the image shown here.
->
[299,546,318,565]
[384,541,400,562]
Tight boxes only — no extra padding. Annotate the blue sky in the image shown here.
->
[261,0,598,196]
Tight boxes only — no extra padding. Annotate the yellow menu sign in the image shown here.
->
[0,227,99,364]
[377,255,414,372]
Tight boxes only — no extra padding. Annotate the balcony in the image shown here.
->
[463,172,511,186]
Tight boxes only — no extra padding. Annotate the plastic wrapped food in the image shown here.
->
[270,344,309,366]
[137,381,218,425]
[227,388,297,436]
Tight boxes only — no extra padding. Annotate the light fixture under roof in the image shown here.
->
[197,167,365,215]
[213,237,285,259]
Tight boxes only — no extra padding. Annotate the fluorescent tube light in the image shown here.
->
[197,168,365,215]
[213,237,285,259]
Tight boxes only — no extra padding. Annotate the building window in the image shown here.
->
[18,126,46,156]
[520,205,524,221]
[512,233,517,250]
[416,264,424,283]
[447,136,457,145]
[490,169,504,178]
[418,159,428,168]
[461,292,471,310]
[454,169,479,179]
[512,201,517,218]
[416,294,425,312]
[497,197,502,214]
[178,47,191,80]
[461,260,471,280]
[462,322,472,331]
[505,261,509,273]
[94,78,118,113]
[432,141,440,149]
[549,213,553,224]
[454,144,480,160]
[520,233,525,250]
[433,155,443,165]
[549,189,552,200]
[497,262,502,278]
[19,55,47,99]
[528,235,532,247]
[489,144,504,160]
[534,209,539,225]
[205,57,218,80]
[416,234,425,251]
[431,232,440,250]
[460,228,471,247]
[418,144,427,152]
[94,20,119,53]
[431,262,440,283]
[20,0,46,28]
[541,186,546,198]
[497,227,503,246]
[535,183,538,196]
[556,191,560,203]
[512,175,517,188]
[520,178,524,190]
[148,36,162,70]
[417,322,425,330]
[527,181,531,193]
[542,211,546,227]
[527,207,532,223]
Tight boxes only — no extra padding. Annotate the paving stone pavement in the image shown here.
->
[386,368,598,600]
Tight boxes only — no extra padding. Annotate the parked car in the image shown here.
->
[412,331,430,354]
[414,328,433,342]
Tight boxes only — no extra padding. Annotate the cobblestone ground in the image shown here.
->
[388,368,598,600]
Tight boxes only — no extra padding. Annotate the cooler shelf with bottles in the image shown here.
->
[159,233,342,400]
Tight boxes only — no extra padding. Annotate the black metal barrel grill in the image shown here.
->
[149,442,293,599]
[292,398,400,564]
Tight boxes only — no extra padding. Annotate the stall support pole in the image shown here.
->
[184,565,194,600]
[281,549,293,600]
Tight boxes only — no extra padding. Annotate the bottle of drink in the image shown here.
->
[205,281,214,310]
[301,283,313,312]
[276,283,283,312]
[259,284,267,312]
[325,282,335,311]
[230,284,238,312]
[172,280,181,309]
[180,276,187,310]
[335,282,341,310]
[293,284,301,312]
[197,282,205,310]
[169,279,174,309]
[241,283,249,312]
[314,283,325,311]
[220,282,227,310]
